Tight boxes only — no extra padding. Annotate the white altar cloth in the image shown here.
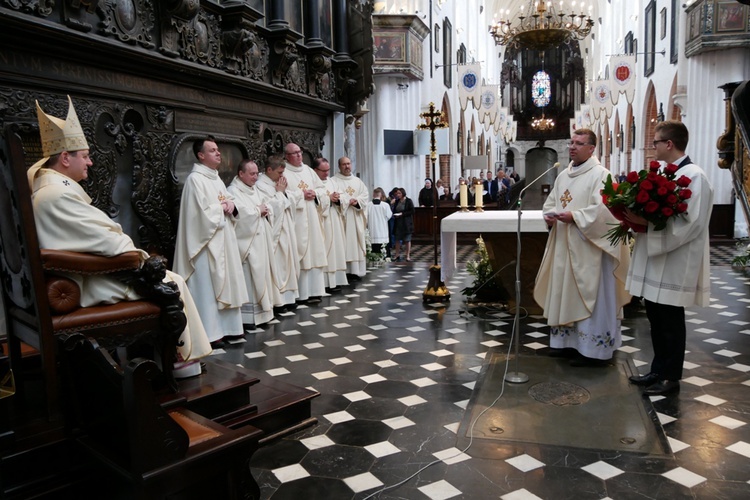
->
[440,210,547,281]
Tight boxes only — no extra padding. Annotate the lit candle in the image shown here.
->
[459,182,468,208]
[474,180,483,209]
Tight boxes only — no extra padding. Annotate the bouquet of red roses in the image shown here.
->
[600,160,692,246]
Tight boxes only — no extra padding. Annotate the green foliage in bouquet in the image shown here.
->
[461,237,503,298]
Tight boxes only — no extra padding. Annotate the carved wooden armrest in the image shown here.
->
[40,249,141,274]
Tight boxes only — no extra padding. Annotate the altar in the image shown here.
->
[441,210,549,313]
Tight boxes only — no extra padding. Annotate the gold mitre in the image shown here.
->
[36,95,89,157]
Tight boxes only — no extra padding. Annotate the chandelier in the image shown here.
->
[490,0,595,51]
[531,114,555,131]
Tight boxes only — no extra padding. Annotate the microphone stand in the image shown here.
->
[505,162,560,384]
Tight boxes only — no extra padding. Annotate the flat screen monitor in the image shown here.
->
[383,130,414,155]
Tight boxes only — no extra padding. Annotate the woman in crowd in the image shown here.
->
[392,187,414,262]
[367,187,392,258]
[417,178,435,207]
[435,179,445,200]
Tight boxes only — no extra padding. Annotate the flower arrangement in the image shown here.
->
[365,229,388,263]
[732,239,750,268]
[461,237,503,298]
[600,160,692,246]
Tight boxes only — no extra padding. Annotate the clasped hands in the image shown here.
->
[220,199,235,215]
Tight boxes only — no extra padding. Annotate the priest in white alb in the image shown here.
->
[330,156,370,279]
[228,159,276,327]
[283,142,328,303]
[256,155,299,311]
[174,136,248,349]
[312,157,348,291]
[30,96,212,377]
[533,129,631,366]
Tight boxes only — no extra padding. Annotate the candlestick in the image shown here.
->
[474,180,484,212]
[459,182,468,211]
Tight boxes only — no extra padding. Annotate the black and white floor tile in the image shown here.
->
[210,243,750,499]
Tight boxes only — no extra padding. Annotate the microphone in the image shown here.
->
[505,161,559,384]
[518,162,560,206]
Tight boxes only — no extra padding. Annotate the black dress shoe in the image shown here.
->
[210,340,225,349]
[643,380,680,396]
[628,372,660,386]
[306,296,322,304]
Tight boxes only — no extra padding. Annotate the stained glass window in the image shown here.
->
[532,70,551,108]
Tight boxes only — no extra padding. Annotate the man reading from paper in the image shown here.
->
[29,96,211,377]
[533,128,631,367]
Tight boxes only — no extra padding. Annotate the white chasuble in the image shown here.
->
[533,157,631,359]
[317,178,348,288]
[256,174,299,306]
[31,168,211,361]
[228,177,275,326]
[174,163,247,340]
[283,162,327,299]
[331,173,370,277]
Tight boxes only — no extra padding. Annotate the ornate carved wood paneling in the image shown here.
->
[1,1,374,108]
[0,2,375,258]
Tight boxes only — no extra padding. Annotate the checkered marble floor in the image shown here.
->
[210,254,750,499]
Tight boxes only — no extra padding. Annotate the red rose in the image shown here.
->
[649,160,660,171]
[666,181,676,191]
[602,194,609,205]
[626,171,640,183]
[647,172,659,182]
[611,182,619,192]
[661,207,674,217]
[676,202,688,213]
[635,190,651,204]
[664,163,679,175]
[679,189,692,199]
[644,201,659,213]
[608,205,626,221]
[666,194,678,204]
[676,175,692,187]
[655,175,668,186]
[657,187,668,196]
[640,180,654,191]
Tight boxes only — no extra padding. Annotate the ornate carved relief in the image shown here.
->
[98,0,156,48]
[222,27,269,80]
[308,53,335,101]
[1,0,53,16]
[243,120,268,165]
[130,130,179,257]
[146,105,174,131]
[87,103,130,218]
[272,41,307,93]
[179,10,221,67]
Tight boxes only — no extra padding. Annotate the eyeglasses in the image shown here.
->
[652,139,670,147]
[286,150,302,156]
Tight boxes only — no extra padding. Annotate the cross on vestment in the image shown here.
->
[560,189,572,208]
[298,180,308,190]
[345,186,355,196]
